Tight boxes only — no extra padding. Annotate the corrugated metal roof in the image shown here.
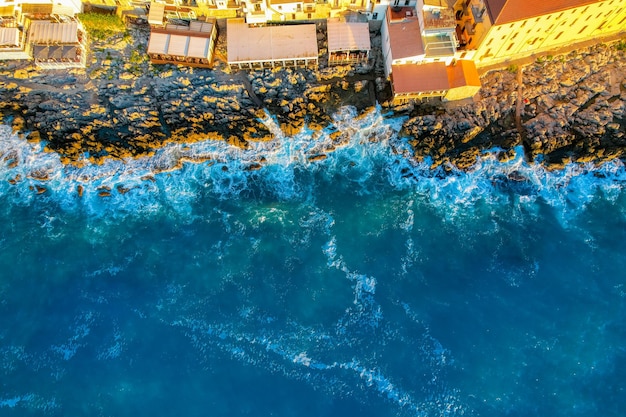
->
[227,19,318,63]
[147,29,212,59]
[188,20,213,33]
[165,20,215,36]
[147,31,169,54]
[0,27,20,47]
[32,44,77,60]
[486,0,599,25]
[391,62,449,94]
[168,34,189,56]
[187,36,209,58]
[327,19,370,52]
[28,21,78,44]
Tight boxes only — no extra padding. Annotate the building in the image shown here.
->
[0,16,29,60]
[0,0,84,62]
[147,2,197,27]
[417,0,457,59]
[227,18,318,69]
[380,3,457,76]
[28,17,86,68]
[454,0,626,67]
[0,13,86,66]
[242,0,370,24]
[326,16,370,65]
[380,6,425,77]
[390,59,480,101]
[147,19,217,67]
[2,0,82,25]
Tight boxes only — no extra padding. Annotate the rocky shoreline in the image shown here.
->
[1,22,625,172]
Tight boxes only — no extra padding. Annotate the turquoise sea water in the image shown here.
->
[1,107,625,416]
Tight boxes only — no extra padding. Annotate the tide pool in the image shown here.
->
[1,108,625,416]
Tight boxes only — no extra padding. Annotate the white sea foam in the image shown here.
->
[0,393,58,412]
[2,105,625,224]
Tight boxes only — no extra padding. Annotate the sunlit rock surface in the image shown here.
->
[0,26,624,171]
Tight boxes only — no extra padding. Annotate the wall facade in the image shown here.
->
[473,0,626,67]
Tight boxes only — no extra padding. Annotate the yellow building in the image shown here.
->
[458,0,626,67]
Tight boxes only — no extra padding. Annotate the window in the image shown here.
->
[404,0,409,5]
[373,12,378,19]
[554,31,563,40]
[506,42,514,51]
[578,25,588,34]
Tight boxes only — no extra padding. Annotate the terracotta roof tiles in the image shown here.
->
[485,0,601,25]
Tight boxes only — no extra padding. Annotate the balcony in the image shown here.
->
[470,3,486,23]
[422,7,456,30]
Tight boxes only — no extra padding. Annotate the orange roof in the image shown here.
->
[485,0,600,25]
[447,60,481,88]
[391,62,449,95]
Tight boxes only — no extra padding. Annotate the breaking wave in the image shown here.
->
[2,105,626,223]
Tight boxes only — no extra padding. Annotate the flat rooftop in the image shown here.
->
[391,61,449,94]
[387,10,424,59]
[227,18,318,63]
[327,18,370,52]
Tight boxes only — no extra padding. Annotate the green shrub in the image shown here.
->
[78,13,126,42]
[616,39,626,51]
[506,64,518,73]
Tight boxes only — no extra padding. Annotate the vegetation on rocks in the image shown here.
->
[78,13,126,42]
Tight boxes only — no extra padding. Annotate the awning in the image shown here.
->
[187,37,209,58]
[0,27,19,47]
[327,19,370,53]
[167,34,189,56]
[28,21,79,44]
[227,19,318,64]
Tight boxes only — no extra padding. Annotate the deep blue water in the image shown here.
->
[1,108,625,416]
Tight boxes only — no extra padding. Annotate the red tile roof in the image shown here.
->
[485,0,601,25]
[391,62,449,94]
[447,60,481,88]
